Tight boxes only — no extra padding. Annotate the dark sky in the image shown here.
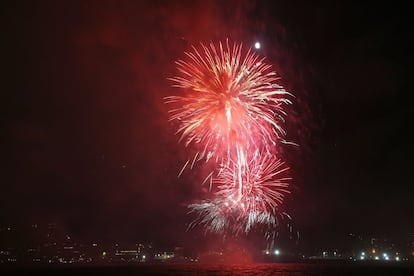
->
[2,1,413,250]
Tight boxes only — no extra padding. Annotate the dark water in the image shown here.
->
[2,263,414,275]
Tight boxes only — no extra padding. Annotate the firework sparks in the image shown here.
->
[188,198,282,235]
[166,40,294,236]
[215,151,291,211]
[188,152,291,235]
[165,40,292,164]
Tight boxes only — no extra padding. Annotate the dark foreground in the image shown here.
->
[2,263,414,275]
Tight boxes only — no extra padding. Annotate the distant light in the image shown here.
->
[374,256,379,260]
[395,256,400,261]
[360,256,364,260]
[254,42,261,49]
[274,249,280,255]
[265,250,270,255]
[143,255,146,259]
[383,253,388,258]
[361,252,365,256]
[102,251,107,257]
[372,249,376,254]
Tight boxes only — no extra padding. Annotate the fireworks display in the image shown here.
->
[166,40,294,236]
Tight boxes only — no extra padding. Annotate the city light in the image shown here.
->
[1,222,413,265]
[254,41,261,49]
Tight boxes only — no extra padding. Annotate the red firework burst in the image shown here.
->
[165,40,292,164]
[166,40,295,235]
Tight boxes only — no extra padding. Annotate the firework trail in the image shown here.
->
[166,40,294,235]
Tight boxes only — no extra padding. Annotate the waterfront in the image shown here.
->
[2,263,414,276]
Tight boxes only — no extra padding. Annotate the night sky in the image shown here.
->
[2,1,413,250]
